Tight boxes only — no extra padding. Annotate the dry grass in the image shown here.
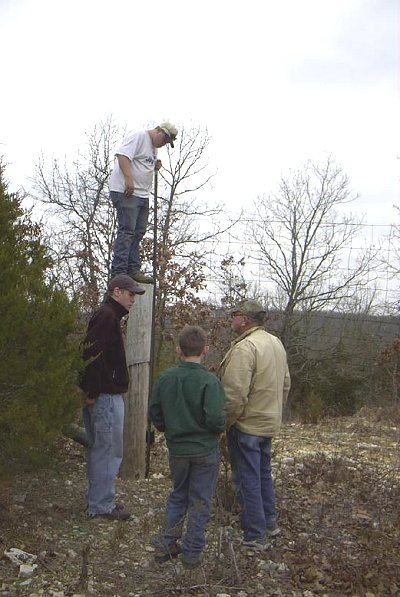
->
[0,408,399,596]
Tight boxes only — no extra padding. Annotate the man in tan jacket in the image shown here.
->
[219,299,290,551]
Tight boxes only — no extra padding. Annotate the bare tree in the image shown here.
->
[215,255,248,307]
[237,157,381,414]
[248,157,377,345]
[31,116,120,310]
[378,205,400,313]
[31,120,240,344]
[142,125,240,372]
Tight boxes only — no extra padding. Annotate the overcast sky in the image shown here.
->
[0,0,399,231]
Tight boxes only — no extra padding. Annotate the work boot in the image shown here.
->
[86,502,125,515]
[154,542,182,563]
[266,525,281,538]
[90,507,131,521]
[241,538,271,551]
[129,271,154,284]
[181,553,203,569]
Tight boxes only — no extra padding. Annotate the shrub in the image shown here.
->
[297,391,324,424]
[0,163,81,473]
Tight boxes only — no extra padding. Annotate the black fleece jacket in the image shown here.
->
[79,297,129,399]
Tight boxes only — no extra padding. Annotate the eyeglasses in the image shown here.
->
[231,312,244,318]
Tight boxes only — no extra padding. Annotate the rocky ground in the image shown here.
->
[0,408,399,597]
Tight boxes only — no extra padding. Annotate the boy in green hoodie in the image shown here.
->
[149,325,226,568]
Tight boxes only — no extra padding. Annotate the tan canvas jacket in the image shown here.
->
[219,326,291,436]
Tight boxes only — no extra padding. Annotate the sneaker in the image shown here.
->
[181,554,202,569]
[266,525,281,538]
[154,542,182,563]
[241,539,271,551]
[91,507,131,521]
[129,271,154,284]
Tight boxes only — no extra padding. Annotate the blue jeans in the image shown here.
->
[83,394,124,515]
[156,448,220,561]
[110,191,149,276]
[227,427,276,542]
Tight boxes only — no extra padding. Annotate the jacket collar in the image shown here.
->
[217,326,265,374]
[104,295,129,319]
[231,325,264,347]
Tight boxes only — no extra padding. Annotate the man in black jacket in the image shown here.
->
[80,274,145,520]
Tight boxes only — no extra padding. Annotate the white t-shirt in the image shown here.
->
[109,130,157,197]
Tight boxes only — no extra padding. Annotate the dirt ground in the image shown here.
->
[0,409,399,597]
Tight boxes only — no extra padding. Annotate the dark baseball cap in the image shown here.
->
[107,274,145,295]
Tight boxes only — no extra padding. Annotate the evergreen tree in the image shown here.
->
[0,162,81,472]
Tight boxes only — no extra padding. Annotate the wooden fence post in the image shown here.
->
[120,283,153,479]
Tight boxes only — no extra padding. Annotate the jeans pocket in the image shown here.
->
[93,404,112,433]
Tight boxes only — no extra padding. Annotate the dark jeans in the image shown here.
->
[156,448,220,561]
[227,426,276,542]
[110,191,149,276]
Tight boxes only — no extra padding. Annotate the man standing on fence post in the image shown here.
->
[219,299,291,550]
[109,122,178,284]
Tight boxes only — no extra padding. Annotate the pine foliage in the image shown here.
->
[0,163,81,471]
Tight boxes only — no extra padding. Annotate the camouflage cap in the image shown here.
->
[159,122,178,148]
[230,299,266,317]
